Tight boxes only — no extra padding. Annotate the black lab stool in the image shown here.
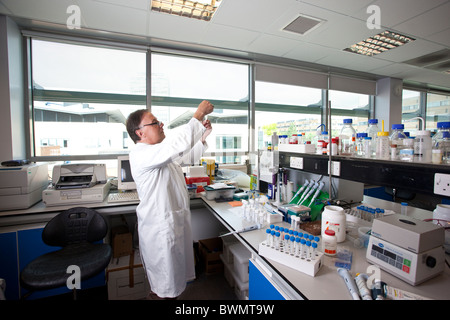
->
[20,207,112,299]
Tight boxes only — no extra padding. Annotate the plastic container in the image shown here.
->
[322,229,337,256]
[339,119,356,156]
[327,138,338,156]
[321,205,346,243]
[414,130,432,163]
[229,243,251,283]
[376,131,390,160]
[204,185,236,200]
[357,227,371,248]
[401,202,408,216]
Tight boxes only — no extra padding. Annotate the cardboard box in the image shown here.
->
[107,250,149,300]
[198,237,223,274]
[111,226,133,258]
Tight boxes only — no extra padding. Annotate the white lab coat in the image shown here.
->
[129,118,206,298]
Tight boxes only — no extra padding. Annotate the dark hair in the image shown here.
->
[126,109,149,143]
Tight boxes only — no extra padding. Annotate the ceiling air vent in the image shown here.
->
[282,14,324,36]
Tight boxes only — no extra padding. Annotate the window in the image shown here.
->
[401,89,421,135]
[31,39,146,158]
[329,90,370,137]
[151,53,249,164]
[255,81,322,148]
[426,92,450,131]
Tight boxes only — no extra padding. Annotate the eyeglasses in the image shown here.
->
[137,121,162,130]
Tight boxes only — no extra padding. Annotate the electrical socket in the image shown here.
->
[290,156,303,169]
[328,161,340,176]
[434,173,450,197]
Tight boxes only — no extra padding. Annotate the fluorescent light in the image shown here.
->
[151,0,222,21]
[344,31,415,56]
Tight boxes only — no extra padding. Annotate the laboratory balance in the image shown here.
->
[366,214,445,286]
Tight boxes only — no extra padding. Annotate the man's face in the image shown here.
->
[136,112,165,145]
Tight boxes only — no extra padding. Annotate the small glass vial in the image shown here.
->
[322,229,337,256]
[376,131,390,160]
[390,144,397,161]
[401,202,408,216]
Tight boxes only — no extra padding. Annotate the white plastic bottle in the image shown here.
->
[322,229,337,256]
[414,130,432,163]
[321,205,346,243]
[376,131,390,160]
[339,119,356,156]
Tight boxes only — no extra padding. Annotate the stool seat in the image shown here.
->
[21,242,111,290]
[19,207,112,299]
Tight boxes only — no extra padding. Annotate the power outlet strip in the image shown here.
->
[434,173,450,196]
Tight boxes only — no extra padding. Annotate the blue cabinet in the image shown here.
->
[249,260,285,300]
[0,231,19,300]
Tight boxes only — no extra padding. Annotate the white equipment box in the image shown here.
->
[366,214,445,286]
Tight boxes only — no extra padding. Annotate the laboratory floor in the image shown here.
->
[36,262,237,301]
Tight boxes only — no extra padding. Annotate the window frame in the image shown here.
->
[24,33,381,164]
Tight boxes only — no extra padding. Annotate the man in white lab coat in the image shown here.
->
[126,100,214,299]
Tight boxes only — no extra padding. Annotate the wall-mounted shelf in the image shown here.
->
[279,152,450,197]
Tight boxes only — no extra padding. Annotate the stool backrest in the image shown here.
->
[43,207,108,246]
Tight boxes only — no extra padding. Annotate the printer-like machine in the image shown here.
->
[42,163,110,206]
[0,162,49,211]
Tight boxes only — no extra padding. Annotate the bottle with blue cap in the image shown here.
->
[389,123,407,159]
[339,118,356,156]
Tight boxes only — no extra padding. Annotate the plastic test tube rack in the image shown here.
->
[258,227,324,277]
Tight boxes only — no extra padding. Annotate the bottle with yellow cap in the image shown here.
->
[376,120,390,160]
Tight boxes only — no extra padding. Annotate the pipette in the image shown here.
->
[219,224,261,237]
[289,179,309,203]
[299,181,318,205]
[297,180,315,205]
[307,181,325,207]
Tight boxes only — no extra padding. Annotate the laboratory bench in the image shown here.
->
[202,196,450,300]
[1,192,449,300]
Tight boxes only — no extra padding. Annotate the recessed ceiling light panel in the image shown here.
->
[344,30,415,56]
[151,0,222,21]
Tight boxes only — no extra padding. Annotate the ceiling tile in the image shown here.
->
[212,0,294,33]
[352,0,448,28]
[247,33,301,56]
[78,0,147,36]
[147,12,208,44]
[296,0,374,16]
[201,24,259,51]
[0,0,75,25]
[392,1,450,38]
